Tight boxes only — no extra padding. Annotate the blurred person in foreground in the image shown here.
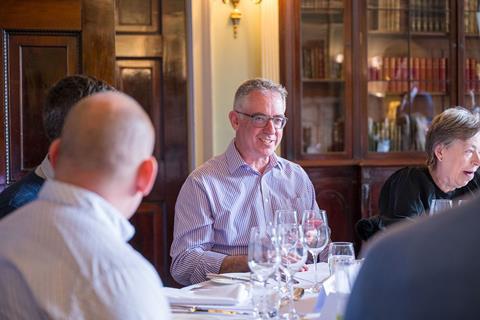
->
[0,92,171,319]
[170,78,324,285]
[345,194,480,320]
[0,75,115,219]
[356,107,480,241]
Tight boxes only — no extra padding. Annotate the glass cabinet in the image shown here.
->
[366,0,450,154]
[300,0,347,155]
[280,0,480,245]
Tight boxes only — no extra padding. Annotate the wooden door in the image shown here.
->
[115,0,188,287]
[0,0,115,189]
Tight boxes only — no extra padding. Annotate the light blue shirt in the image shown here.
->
[0,180,171,319]
[170,140,321,285]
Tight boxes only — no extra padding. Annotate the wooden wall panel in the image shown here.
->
[129,202,169,281]
[360,166,402,218]
[115,0,160,32]
[7,34,79,182]
[305,166,360,248]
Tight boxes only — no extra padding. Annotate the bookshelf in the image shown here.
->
[280,0,480,247]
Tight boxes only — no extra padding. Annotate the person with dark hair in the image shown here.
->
[356,107,480,241]
[0,75,115,219]
[170,78,323,285]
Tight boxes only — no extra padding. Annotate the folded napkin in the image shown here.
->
[162,283,249,306]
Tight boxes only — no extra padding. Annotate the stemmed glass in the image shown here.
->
[248,225,281,283]
[248,225,281,319]
[277,223,308,320]
[301,209,330,292]
[274,209,298,226]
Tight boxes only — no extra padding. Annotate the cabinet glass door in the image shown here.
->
[367,0,450,153]
[464,0,480,116]
[300,0,346,155]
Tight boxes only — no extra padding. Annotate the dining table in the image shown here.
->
[164,263,336,319]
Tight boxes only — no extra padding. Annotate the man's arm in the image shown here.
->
[170,175,229,285]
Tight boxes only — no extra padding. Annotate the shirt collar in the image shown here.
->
[225,139,283,174]
[35,155,54,179]
[38,180,135,242]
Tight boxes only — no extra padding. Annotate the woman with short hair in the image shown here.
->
[357,107,480,241]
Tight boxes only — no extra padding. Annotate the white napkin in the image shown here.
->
[162,283,249,306]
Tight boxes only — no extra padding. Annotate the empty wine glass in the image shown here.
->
[429,199,452,215]
[277,223,308,320]
[248,225,281,283]
[274,209,298,226]
[301,209,330,292]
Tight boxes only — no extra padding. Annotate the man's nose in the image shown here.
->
[263,118,276,132]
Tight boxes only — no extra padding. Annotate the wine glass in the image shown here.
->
[301,209,330,292]
[429,199,452,215]
[248,225,281,283]
[274,209,298,226]
[277,223,308,320]
[328,242,355,276]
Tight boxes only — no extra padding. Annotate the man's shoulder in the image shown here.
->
[0,172,45,218]
[189,154,229,178]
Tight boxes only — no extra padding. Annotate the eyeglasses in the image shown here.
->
[235,111,288,129]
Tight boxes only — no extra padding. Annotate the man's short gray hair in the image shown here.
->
[233,78,287,111]
[426,107,480,168]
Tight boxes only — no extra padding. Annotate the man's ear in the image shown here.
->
[48,139,61,169]
[135,156,158,196]
[229,110,239,130]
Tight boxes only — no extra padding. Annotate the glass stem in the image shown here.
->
[313,252,319,289]
[286,272,296,317]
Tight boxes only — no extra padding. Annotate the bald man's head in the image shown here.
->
[56,92,155,180]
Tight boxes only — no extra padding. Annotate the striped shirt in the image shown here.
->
[170,140,322,285]
[0,180,171,319]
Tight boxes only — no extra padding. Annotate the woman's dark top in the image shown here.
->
[356,166,480,241]
[379,166,480,220]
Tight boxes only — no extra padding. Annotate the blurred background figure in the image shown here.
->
[0,75,115,219]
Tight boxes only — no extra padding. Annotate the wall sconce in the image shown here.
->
[222,0,262,39]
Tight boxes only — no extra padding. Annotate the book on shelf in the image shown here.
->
[300,0,343,10]
[368,55,448,94]
[302,40,327,80]
[372,0,448,33]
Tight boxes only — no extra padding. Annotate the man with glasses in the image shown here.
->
[170,78,322,285]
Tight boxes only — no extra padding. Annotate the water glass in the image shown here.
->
[328,242,355,276]
[429,199,452,215]
[274,209,298,226]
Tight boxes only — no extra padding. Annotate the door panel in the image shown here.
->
[115,0,187,287]
[8,34,79,181]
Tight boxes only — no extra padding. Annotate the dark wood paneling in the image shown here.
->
[82,0,116,84]
[0,0,82,31]
[360,166,402,218]
[8,34,79,182]
[129,202,169,281]
[305,166,360,247]
[115,0,187,287]
[115,0,160,32]
[116,59,165,197]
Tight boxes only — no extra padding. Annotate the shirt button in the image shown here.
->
[265,198,269,202]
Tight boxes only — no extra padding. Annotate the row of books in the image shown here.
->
[464,11,479,35]
[369,0,449,33]
[368,56,447,93]
[465,58,480,93]
[302,40,327,79]
[301,0,342,10]
[464,0,480,11]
